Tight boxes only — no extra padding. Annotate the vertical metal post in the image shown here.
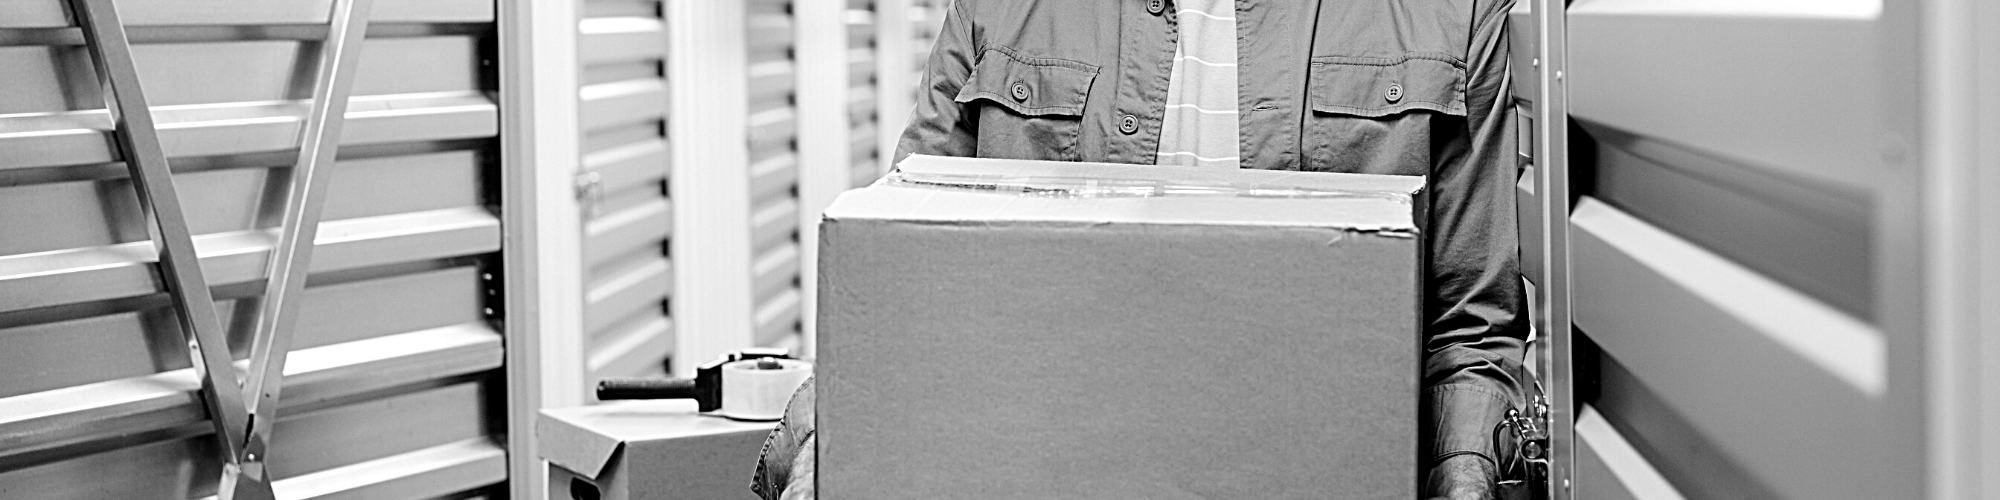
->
[1980,2,2000,493]
[231,0,373,494]
[795,0,853,360]
[1918,0,1994,496]
[497,0,582,495]
[668,0,754,377]
[68,0,254,475]
[1530,0,1573,497]
[1873,0,1936,496]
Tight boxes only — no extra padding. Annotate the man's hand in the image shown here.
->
[1425,454,1497,500]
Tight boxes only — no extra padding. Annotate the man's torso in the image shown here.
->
[946,0,1489,175]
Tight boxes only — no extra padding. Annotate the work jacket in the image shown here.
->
[894,0,1532,475]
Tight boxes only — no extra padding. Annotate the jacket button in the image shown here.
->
[1147,0,1165,15]
[1010,82,1030,101]
[1119,114,1139,135]
[1385,84,1404,103]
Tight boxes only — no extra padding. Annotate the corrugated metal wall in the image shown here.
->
[578,0,675,382]
[0,1,508,498]
[746,0,804,351]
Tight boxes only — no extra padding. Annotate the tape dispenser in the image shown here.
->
[595,348,812,421]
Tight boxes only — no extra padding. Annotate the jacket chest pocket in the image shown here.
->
[955,47,1098,161]
[1303,54,1467,175]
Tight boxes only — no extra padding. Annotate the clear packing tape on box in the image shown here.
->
[883,168,1416,203]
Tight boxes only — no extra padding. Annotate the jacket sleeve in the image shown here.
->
[891,0,978,163]
[751,377,816,500]
[1421,0,1534,472]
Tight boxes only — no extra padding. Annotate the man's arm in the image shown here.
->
[1423,0,1533,495]
[753,377,816,500]
[891,0,978,163]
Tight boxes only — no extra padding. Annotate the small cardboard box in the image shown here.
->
[817,155,1426,499]
[539,401,775,500]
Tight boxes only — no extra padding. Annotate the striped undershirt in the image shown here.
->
[1155,0,1240,169]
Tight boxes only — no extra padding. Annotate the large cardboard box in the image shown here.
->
[817,155,1426,499]
[539,401,775,500]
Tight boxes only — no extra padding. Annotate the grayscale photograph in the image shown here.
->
[0,0,1995,499]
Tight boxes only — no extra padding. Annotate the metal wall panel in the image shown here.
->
[1509,0,2000,496]
[1543,2,1936,498]
[747,0,802,350]
[1574,405,1686,500]
[1566,0,1882,320]
[0,2,507,498]
[1566,0,1882,195]
[1579,126,1873,318]
[1570,198,1888,499]
[579,0,674,382]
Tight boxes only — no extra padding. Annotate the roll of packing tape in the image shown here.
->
[720,358,813,421]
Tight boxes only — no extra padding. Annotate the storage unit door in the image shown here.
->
[1559,1,1913,498]
[747,0,804,350]
[847,0,883,186]
[579,0,675,382]
[0,1,509,497]
[907,0,942,99]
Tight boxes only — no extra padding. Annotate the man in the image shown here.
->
[759,0,1532,498]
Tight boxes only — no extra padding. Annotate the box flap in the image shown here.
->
[538,407,627,478]
[537,400,776,478]
[824,155,1424,234]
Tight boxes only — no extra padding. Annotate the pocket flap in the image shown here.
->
[954,47,1097,117]
[1310,54,1467,118]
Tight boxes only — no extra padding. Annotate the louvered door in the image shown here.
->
[907,0,942,98]
[846,0,883,186]
[578,0,675,381]
[746,0,804,350]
